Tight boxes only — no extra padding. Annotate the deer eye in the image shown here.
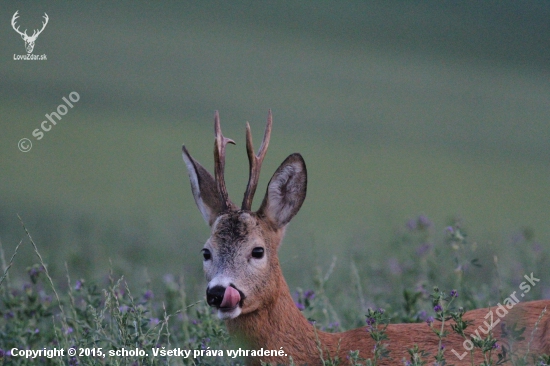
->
[251,247,264,259]
[202,248,212,261]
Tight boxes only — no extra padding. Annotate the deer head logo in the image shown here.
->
[11,11,49,54]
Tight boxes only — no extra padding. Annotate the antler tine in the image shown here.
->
[11,11,27,37]
[31,13,49,38]
[37,13,49,36]
[213,111,235,210]
[241,109,272,210]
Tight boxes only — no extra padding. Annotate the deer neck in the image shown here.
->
[225,269,329,363]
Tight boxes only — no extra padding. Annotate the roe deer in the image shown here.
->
[182,111,550,365]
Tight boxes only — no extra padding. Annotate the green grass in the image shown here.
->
[0,218,548,365]
[2,101,550,289]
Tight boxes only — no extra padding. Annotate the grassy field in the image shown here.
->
[2,92,550,288]
[1,2,549,364]
[0,210,548,365]
[2,100,549,288]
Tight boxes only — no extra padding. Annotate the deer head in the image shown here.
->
[11,11,49,54]
[182,111,307,320]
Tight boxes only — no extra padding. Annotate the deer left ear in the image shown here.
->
[257,153,307,228]
[182,145,225,226]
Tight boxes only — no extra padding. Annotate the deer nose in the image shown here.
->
[207,285,242,309]
[206,286,226,307]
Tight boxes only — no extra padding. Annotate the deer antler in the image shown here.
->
[30,13,49,39]
[11,11,48,40]
[213,111,236,210]
[11,11,27,37]
[241,110,272,210]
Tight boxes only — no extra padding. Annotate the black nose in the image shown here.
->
[206,285,225,307]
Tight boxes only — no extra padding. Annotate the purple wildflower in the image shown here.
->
[200,337,211,350]
[406,219,417,231]
[416,284,429,297]
[41,294,52,305]
[445,226,454,234]
[434,304,443,313]
[114,286,125,298]
[450,289,458,298]
[28,265,44,283]
[418,215,433,229]
[119,305,129,313]
[418,310,427,321]
[74,280,83,291]
[143,290,153,301]
[64,327,73,335]
[304,290,315,300]
[295,301,305,311]
[426,316,434,325]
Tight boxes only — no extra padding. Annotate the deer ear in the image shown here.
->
[182,145,224,226]
[257,153,307,228]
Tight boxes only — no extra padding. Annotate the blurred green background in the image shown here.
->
[1,1,549,301]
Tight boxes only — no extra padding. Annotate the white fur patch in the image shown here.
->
[218,307,242,320]
[207,275,233,290]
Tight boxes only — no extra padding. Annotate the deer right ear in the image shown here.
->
[257,153,307,229]
[182,145,224,226]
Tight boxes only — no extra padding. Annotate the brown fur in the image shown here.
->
[226,268,550,365]
[182,112,550,366]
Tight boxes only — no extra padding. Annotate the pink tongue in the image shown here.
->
[219,286,241,308]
